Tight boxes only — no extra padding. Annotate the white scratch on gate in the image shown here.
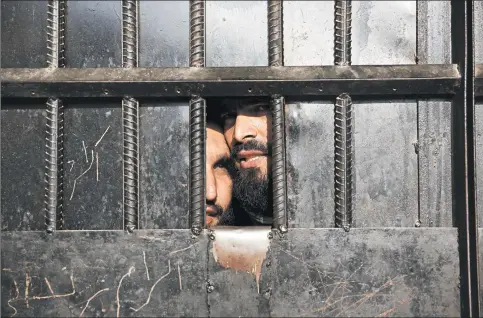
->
[32,274,76,300]
[116,266,135,318]
[82,141,88,163]
[130,261,171,313]
[177,263,182,291]
[95,126,110,147]
[96,152,99,182]
[67,160,75,172]
[70,150,94,200]
[143,251,150,281]
[168,243,197,256]
[79,288,110,317]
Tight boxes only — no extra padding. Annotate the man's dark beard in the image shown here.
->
[209,203,235,226]
[231,140,272,219]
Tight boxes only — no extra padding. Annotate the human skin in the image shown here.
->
[206,123,233,227]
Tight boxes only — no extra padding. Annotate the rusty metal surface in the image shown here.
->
[1,230,209,317]
[269,228,460,317]
[1,229,460,317]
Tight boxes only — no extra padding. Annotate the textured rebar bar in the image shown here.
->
[268,0,283,67]
[45,0,66,232]
[123,97,139,231]
[334,94,353,231]
[47,0,66,68]
[122,0,138,68]
[189,96,206,235]
[270,95,287,231]
[334,0,352,66]
[189,0,206,235]
[122,0,139,231]
[334,0,353,231]
[268,0,287,232]
[190,0,205,67]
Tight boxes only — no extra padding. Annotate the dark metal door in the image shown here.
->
[1,1,481,317]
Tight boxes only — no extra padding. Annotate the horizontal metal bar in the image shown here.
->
[476,64,483,97]
[1,65,460,98]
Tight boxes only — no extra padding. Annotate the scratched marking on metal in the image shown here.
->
[122,0,139,231]
[268,0,287,231]
[334,0,353,231]
[189,0,206,235]
[45,0,66,232]
[211,227,271,293]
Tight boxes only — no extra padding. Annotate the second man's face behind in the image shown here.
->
[206,123,235,228]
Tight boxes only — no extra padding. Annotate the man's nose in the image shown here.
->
[206,170,217,203]
[233,115,257,143]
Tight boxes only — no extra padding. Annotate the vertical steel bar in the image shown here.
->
[268,0,287,232]
[45,0,66,233]
[451,0,479,316]
[122,0,139,232]
[334,0,353,231]
[189,0,206,235]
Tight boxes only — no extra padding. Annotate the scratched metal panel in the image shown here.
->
[1,1,47,231]
[353,1,418,227]
[139,1,189,68]
[205,1,267,67]
[270,228,460,317]
[1,230,209,317]
[64,0,122,68]
[62,1,123,229]
[1,0,48,68]
[353,101,418,227]
[286,1,418,227]
[139,104,190,229]
[286,102,335,228]
[63,104,123,230]
[417,1,453,227]
[138,2,190,229]
[1,106,46,231]
[283,1,334,228]
[282,1,334,66]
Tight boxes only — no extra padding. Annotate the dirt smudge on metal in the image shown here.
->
[211,226,271,293]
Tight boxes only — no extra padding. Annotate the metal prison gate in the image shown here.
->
[0,0,481,316]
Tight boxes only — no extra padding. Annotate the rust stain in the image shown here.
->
[211,226,271,293]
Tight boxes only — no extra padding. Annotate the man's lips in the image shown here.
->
[237,150,267,169]
[206,205,221,217]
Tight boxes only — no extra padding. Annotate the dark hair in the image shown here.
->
[206,97,270,127]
